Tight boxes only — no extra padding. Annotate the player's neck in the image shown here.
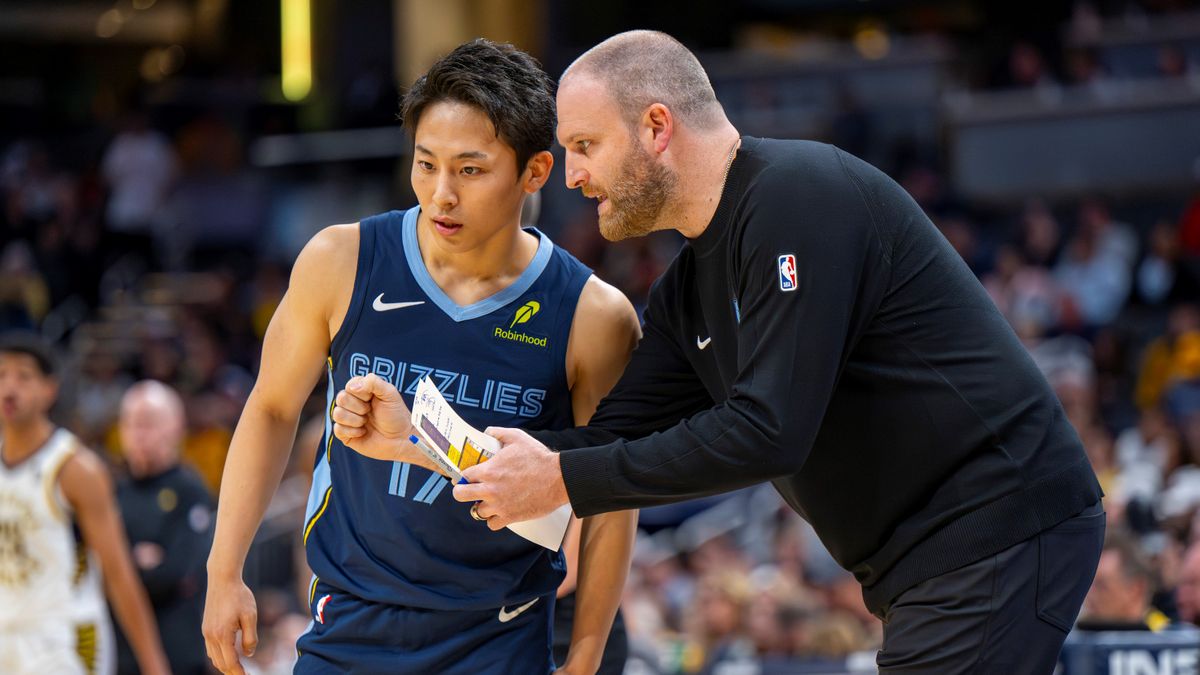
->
[671,125,741,239]
[1,417,55,466]
[417,219,539,306]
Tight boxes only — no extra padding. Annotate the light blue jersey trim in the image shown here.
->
[401,207,555,323]
[304,367,335,527]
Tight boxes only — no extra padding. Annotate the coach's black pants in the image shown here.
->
[875,501,1105,674]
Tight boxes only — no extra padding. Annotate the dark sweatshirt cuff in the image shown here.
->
[527,429,561,449]
[558,443,617,518]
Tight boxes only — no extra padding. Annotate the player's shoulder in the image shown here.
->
[59,444,114,505]
[288,222,362,297]
[573,276,640,339]
[298,222,361,269]
[59,443,105,478]
[568,276,640,373]
[297,208,416,278]
[577,275,632,316]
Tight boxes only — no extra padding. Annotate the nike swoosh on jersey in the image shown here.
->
[373,294,426,312]
[697,336,712,350]
[498,597,539,623]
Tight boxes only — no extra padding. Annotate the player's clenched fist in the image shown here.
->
[333,373,444,474]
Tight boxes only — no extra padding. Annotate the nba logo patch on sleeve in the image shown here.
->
[778,254,798,292]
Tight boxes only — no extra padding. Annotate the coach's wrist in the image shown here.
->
[550,451,570,509]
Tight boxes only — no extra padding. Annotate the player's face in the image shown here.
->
[0,352,56,425]
[557,75,677,242]
[410,101,541,254]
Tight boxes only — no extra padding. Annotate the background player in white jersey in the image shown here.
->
[203,39,641,674]
[0,332,170,675]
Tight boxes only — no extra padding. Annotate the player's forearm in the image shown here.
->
[104,554,170,674]
[556,518,582,598]
[565,509,637,672]
[207,397,301,579]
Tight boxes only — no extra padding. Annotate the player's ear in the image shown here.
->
[522,150,554,193]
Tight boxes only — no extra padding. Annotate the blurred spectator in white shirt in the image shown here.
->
[101,110,178,270]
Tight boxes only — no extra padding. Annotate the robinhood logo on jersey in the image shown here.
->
[494,300,549,348]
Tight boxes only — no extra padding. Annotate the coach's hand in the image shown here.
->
[202,575,258,675]
[453,427,570,529]
[333,373,417,460]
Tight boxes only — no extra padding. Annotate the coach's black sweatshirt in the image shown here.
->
[531,138,1101,612]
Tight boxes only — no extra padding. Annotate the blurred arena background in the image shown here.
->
[3,0,1200,673]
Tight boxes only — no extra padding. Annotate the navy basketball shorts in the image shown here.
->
[295,580,555,674]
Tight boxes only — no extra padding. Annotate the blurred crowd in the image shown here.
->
[3,1,1200,673]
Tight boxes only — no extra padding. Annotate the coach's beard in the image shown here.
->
[598,142,678,242]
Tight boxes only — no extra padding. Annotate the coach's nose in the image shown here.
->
[564,156,588,191]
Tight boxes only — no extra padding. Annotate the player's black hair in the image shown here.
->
[0,331,57,376]
[400,38,555,174]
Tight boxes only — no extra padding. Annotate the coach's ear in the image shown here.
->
[641,102,673,156]
[522,150,553,193]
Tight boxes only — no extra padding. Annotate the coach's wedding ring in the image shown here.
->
[470,503,486,521]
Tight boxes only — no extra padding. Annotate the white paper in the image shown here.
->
[410,376,571,550]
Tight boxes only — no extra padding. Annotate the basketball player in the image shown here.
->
[0,332,170,675]
[202,40,640,674]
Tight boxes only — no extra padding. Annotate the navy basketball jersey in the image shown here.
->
[303,207,592,611]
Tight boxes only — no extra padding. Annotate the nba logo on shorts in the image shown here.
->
[778,254,798,292]
[315,594,332,624]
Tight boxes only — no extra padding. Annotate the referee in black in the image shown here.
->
[336,29,1105,673]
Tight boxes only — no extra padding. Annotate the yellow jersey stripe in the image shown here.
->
[326,356,335,463]
[303,486,332,545]
[43,438,78,523]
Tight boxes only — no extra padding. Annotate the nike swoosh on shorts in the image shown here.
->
[498,597,539,623]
